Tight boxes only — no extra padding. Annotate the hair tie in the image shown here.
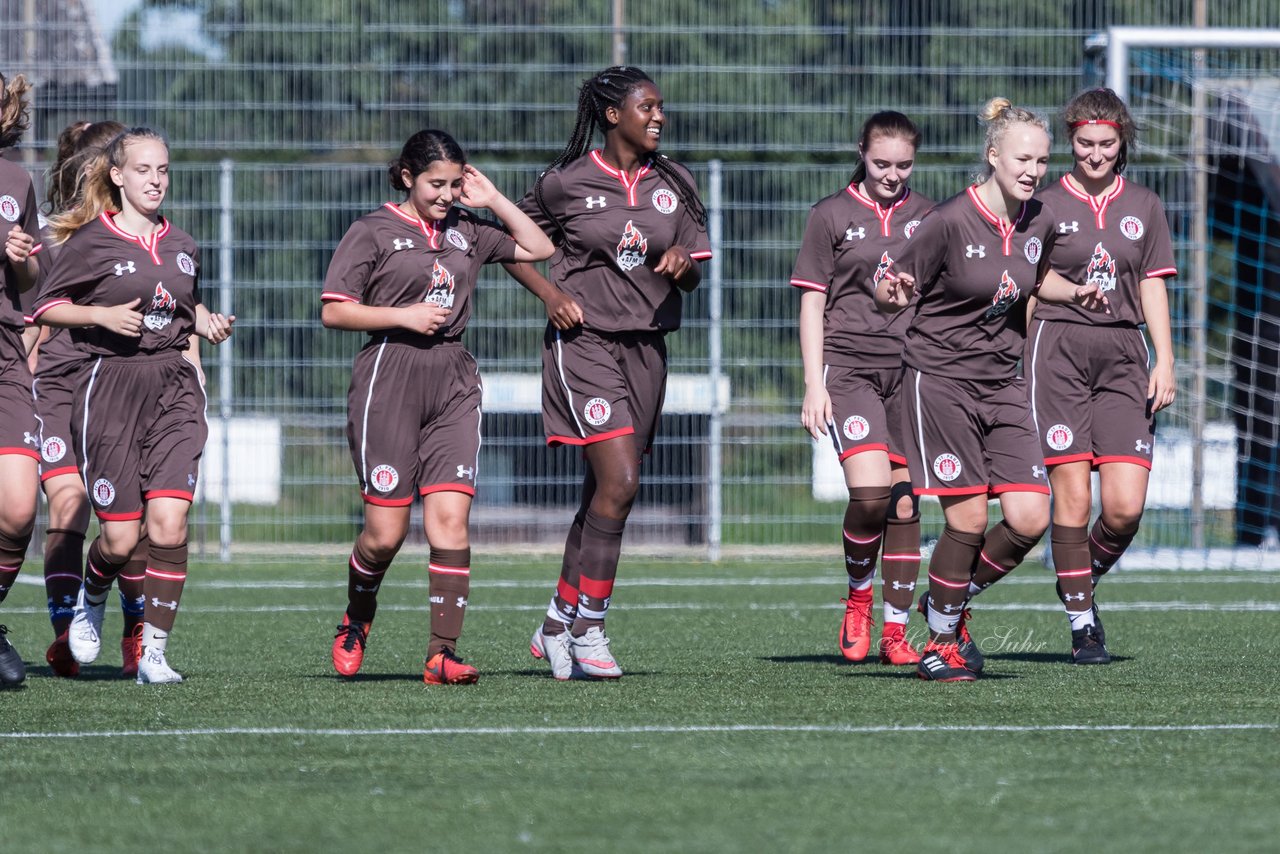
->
[1069,119,1121,129]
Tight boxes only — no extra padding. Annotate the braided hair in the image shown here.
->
[534,66,706,239]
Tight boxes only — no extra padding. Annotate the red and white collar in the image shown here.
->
[846,183,912,237]
[589,150,653,206]
[99,211,171,266]
[383,202,442,249]
[1059,174,1125,230]
[966,185,1026,256]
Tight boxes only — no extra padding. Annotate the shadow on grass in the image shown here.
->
[761,654,854,666]
[24,665,132,683]
[986,652,1133,665]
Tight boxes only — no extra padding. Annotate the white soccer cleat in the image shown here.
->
[568,626,623,679]
[530,626,577,681]
[136,646,183,684]
[67,586,106,665]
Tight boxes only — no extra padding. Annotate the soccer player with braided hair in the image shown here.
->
[0,71,43,686]
[506,66,711,680]
[1028,88,1177,664]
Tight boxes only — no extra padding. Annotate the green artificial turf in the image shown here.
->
[2,558,1277,853]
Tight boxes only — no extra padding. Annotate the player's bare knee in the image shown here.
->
[1101,507,1143,536]
[47,485,89,529]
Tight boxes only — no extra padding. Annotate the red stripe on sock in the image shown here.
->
[579,576,615,600]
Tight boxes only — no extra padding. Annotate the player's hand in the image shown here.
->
[458,165,499,209]
[205,312,235,344]
[97,298,144,337]
[1073,282,1110,314]
[400,302,452,335]
[801,387,832,440]
[544,289,584,330]
[4,225,34,265]
[654,245,694,280]
[1147,360,1176,413]
[882,271,916,308]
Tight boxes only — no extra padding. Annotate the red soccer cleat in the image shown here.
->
[878,622,921,665]
[121,624,143,679]
[332,613,371,677]
[423,648,479,685]
[46,630,80,678]
[838,591,875,662]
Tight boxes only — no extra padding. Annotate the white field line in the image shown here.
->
[1,723,1275,740]
[16,572,1280,592]
[3,601,1279,617]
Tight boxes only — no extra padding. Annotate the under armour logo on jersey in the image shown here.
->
[1059,221,1079,234]
[1063,592,1087,602]
[586,196,606,209]
[890,580,916,591]
[150,598,178,610]
[966,244,986,258]
[393,238,414,251]
[845,226,865,241]
[114,261,136,276]
[1032,465,1046,479]
[1135,440,1152,454]
[456,465,474,480]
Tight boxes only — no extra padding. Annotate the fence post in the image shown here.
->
[708,159,723,562]
[218,159,234,562]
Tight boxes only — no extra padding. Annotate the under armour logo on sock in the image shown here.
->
[455,596,467,608]
[846,556,872,567]
[150,598,178,610]
[1063,592,1086,602]
[354,584,380,593]
[890,580,916,590]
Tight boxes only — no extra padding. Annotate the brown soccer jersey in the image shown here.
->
[518,151,712,334]
[1034,175,1177,326]
[898,186,1057,381]
[790,183,933,368]
[321,204,517,337]
[33,213,200,356]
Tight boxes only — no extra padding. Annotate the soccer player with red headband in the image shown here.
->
[1027,88,1177,664]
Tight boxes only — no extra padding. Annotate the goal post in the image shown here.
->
[1089,27,1280,567]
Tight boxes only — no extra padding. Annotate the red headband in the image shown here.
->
[1069,119,1121,130]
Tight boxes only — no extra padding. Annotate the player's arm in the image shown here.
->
[1140,276,1176,413]
[37,298,144,336]
[502,261,583,330]
[194,303,235,344]
[320,300,450,337]
[458,165,554,262]
[654,247,702,292]
[799,289,831,439]
[1034,269,1108,313]
[5,224,39,292]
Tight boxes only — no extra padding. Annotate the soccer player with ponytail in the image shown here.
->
[321,130,552,684]
[33,127,234,684]
[792,111,933,666]
[506,66,712,680]
[877,98,1107,681]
